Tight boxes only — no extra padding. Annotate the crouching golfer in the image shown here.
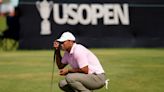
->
[53,31,106,92]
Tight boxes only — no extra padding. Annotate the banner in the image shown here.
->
[18,0,164,49]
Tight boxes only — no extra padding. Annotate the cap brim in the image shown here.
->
[57,38,66,42]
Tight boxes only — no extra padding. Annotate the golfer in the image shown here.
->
[53,31,106,92]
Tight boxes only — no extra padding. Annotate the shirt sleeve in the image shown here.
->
[61,52,68,64]
[74,47,89,68]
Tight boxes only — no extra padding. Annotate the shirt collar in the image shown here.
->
[70,43,76,54]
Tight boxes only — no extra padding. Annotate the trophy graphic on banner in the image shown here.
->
[36,0,53,35]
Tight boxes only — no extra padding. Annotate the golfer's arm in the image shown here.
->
[68,66,89,74]
[55,49,67,69]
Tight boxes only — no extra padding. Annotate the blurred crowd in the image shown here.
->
[0,0,19,16]
[0,0,20,49]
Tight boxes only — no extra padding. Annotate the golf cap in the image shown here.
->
[57,32,75,42]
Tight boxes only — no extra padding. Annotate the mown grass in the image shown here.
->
[0,48,164,92]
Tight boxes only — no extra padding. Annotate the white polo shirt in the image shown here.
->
[62,43,105,74]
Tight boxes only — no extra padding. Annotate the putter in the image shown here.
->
[50,49,56,92]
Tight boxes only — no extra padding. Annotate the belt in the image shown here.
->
[93,73,105,75]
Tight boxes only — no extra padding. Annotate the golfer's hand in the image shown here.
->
[53,41,60,50]
[59,69,68,76]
